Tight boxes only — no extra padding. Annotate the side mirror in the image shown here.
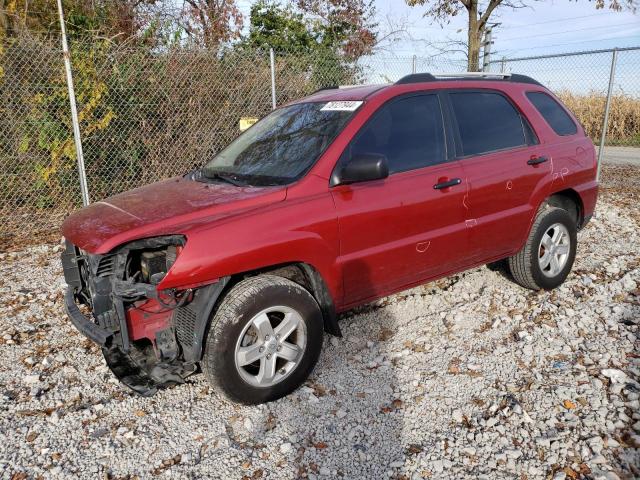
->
[337,153,389,185]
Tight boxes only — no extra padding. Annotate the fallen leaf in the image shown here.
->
[563,400,577,410]
[378,328,394,341]
[563,466,578,479]
[134,409,146,417]
[448,359,461,374]
[578,463,591,475]
[26,432,38,442]
[313,441,328,449]
[407,444,423,455]
[312,383,327,397]
[264,413,277,431]
[152,454,182,475]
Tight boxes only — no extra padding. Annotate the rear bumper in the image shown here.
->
[64,288,113,346]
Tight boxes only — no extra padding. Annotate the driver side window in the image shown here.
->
[347,94,446,174]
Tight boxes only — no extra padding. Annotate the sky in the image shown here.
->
[235,0,640,93]
[373,0,640,60]
[235,0,640,60]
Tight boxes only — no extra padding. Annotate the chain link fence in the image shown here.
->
[0,36,638,246]
[488,47,640,147]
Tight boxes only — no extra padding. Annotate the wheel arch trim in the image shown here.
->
[187,262,341,363]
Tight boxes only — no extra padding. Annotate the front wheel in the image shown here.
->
[202,275,324,404]
[508,206,577,290]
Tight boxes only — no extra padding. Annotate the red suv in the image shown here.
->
[62,73,597,404]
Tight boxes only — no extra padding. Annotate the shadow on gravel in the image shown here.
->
[250,259,405,478]
[486,259,514,283]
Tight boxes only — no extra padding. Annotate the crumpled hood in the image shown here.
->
[62,176,287,253]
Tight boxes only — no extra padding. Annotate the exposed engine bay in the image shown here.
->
[62,235,228,396]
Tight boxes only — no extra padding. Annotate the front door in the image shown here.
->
[331,93,469,306]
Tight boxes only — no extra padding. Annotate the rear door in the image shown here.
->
[331,93,469,305]
[446,89,552,262]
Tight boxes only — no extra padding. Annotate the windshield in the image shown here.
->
[201,102,359,186]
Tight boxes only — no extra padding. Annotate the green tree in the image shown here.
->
[247,1,315,53]
[246,1,377,59]
[297,0,377,59]
[0,0,144,41]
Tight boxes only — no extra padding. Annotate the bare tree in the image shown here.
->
[406,0,638,71]
[181,0,244,48]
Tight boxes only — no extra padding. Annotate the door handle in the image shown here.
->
[527,155,548,166]
[433,178,462,190]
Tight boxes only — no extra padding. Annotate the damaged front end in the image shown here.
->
[61,236,227,396]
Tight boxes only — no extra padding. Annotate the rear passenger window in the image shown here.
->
[349,94,446,174]
[526,91,578,136]
[450,92,527,156]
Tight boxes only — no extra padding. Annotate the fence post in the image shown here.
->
[56,0,90,206]
[500,56,506,73]
[269,48,277,110]
[412,55,416,74]
[597,48,618,183]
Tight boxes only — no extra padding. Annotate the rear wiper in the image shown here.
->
[202,171,247,186]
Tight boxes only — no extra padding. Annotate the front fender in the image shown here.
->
[157,193,342,304]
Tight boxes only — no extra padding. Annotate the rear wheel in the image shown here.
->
[508,206,577,290]
[202,275,323,404]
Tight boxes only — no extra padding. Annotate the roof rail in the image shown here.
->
[395,73,436,84]
[310,84,369,95]
[310,85,338,95]
[395,72,542,87]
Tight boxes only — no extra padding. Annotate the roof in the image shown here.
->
[298,84,388,103]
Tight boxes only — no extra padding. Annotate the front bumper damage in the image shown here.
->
[61,238,228,396]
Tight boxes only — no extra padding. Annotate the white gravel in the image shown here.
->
[0,168,638,479]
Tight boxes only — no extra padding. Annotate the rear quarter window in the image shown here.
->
[526,91,578,136]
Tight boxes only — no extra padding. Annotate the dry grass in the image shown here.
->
[557,91,640,145]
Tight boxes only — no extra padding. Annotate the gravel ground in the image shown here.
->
[0,165,638,480]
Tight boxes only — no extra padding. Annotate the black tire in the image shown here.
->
[202,275,324,404]
[508,206,577,290]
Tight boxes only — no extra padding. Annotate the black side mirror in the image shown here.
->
[337,153,389,185]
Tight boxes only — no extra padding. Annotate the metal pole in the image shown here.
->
[500,56,506,73]
[269,48,277,110]
[412,55,416,74]
[56,0,89,206]
[597,48,618,182]
[482,27,493,72]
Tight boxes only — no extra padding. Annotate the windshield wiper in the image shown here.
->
[202,170,247,186]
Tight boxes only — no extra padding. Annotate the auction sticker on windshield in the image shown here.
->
[320,101,363,111]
